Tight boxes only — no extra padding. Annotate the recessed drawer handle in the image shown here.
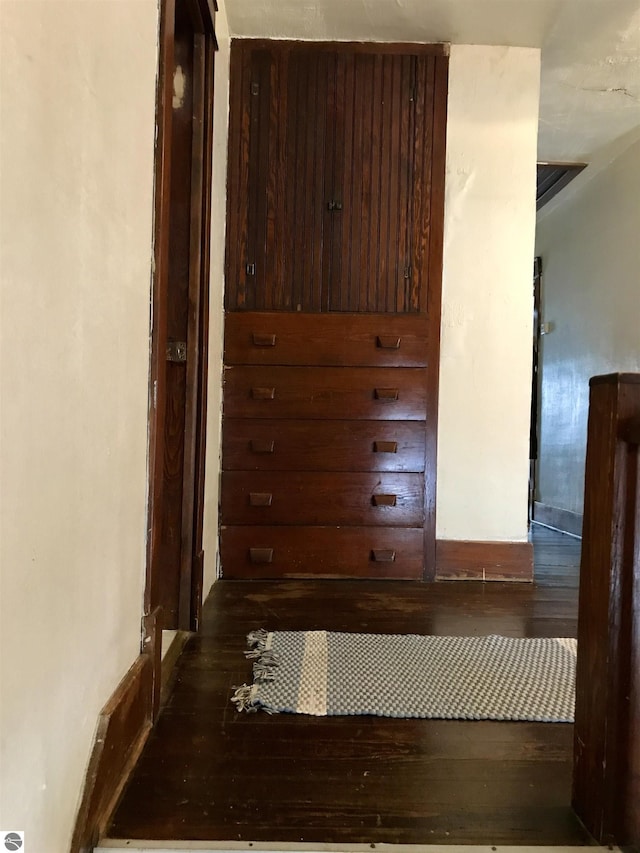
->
[371,549,396,562]
[373,440,398,453]
[250,439,275,454]
[374,388,399,401]
[376,335,401,350]
[249,492,273,507]
[372,494,397,507]
[249,547,274,564]
[251,387,276,400]
[252,333,277,347]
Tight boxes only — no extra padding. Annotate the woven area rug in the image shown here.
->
[231,629,577,722]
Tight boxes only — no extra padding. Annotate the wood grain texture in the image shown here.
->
[422,54,448,580]
[108,526,592,846]
[224,312,429,366]
[224,42,444,314]
[220,525,425,578]
[436,540,534,582]
[223,365,428,420]
[144,0,175,619]
[573,372,640,846]
[221,471,424,526]
[222,418,426,472]
[70,656,154,853]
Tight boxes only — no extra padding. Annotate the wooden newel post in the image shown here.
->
[573,373,640,845]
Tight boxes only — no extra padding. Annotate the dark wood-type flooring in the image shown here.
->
[108,525,594,845]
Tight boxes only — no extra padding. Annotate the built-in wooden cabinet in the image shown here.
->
[220,41,448,579]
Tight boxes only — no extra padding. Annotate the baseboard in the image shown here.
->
[436,539,534,582]
[533,501,583,538]
[160,629,191,707]
[71,609,163,853]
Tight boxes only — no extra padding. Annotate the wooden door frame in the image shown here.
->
[145,0,217,631]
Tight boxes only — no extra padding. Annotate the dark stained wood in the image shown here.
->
[220,525,425,578]
[144,0,174,619]
[142,607,163,723]
[179,29,206,630]
[423,53,448,581]
[108,527,593,846]
[573,372,640,846]
[221,42,448,582]
[222,419,426,472]
[223,366,428,420]
[222,471,424,526]
[191,34,216,631]
[436,540,534,582]
[225,42,446,315]
[147,0,217,629]
[71,655,154,853]
[224,312,429,366]
[233,39,449,56]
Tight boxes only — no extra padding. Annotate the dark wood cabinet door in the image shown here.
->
[226,41,447,315]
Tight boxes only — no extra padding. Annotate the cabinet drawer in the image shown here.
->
[220,525,424,579]
[221,472,424,526]
[222,419,426,472]
[224,312,428,367]
[223,366,427,420]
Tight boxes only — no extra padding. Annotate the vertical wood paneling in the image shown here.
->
[225,41,446,316]
[411,56,434,317]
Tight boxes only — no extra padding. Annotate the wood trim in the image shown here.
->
[230,38,449,56]
[160,630,192,707]
[422,53,448,581]
[69,655,154,853]
[144,0,175,615]
[142,607,163,722]
[436,539,534,582]
[178,29,207,630]
[573,372,640,845]
[533,501,583,538]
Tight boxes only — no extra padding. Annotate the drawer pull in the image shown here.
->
[376,335,401,350]
[371,549,396,562]
[249,547,274,564]
[249,492,273,507]
[251,386,276,400]
[372,493,397,507]
[373,440,398,453]
[374,388,399,401]
[252,333,277,347]
[250,439,275,454]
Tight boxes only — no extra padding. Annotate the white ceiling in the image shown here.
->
[224,0,640,162]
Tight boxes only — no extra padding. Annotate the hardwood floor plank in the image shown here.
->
[108,527,591,845]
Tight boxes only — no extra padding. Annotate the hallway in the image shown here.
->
[107,526,591,846]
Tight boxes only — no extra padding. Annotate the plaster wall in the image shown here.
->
[535,136,640,517]
[0,1,158,849]
[202,0,230,596]
[437,44,540,542]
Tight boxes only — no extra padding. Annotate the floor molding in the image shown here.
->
[70,656,154,853]
[436,539,534,581]
[70,608,163,853]
[533,502,583,538]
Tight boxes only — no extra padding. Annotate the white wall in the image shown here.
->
[437,44,540,542]
[202,0,230,596]
[0,2,159,850]
[535,136,640,517]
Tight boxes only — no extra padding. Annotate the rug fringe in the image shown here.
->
[232,629,280,713]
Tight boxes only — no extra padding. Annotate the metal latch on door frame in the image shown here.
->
[166,341,187,363]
